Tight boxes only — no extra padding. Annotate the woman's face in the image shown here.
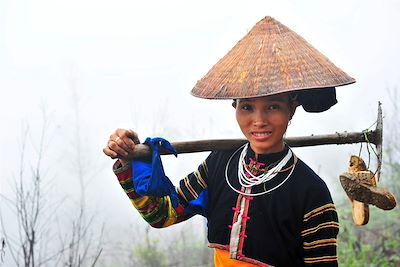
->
[235,94,293,155]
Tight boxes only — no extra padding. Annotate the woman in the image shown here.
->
[103,93,339,266]
[103,16,355,266]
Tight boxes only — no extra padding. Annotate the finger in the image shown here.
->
[125,129,140,142]
[125,129,140,149]
[110,129,133,152]
[108,140,129,158]
[114,135,131,152]
[102,146,118,159]
[112,128,139,153]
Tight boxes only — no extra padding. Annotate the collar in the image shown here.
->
[245,143,290,165]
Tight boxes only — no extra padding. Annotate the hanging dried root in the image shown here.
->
[340,155,397,226]
[343,156,373,225]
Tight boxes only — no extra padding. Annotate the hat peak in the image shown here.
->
[191,16,355,100]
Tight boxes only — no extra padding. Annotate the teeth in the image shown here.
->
[253,132,271,137]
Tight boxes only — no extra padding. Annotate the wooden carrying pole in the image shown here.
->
[130,103,383,164]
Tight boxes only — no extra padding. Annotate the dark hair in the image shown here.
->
[231,88,337,116]
[232,99,237,108]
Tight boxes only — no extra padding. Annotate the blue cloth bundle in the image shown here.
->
[131,137,179,208]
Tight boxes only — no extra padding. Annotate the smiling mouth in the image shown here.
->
[252,131,272,138]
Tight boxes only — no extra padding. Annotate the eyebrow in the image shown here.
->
[239,96,289,103]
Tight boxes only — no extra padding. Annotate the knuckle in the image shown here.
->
[108,142,117,150]
[117,128,127,134]
[128,129,137,136]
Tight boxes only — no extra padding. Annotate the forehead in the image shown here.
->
[238,93,290,103]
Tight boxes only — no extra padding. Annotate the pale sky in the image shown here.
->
[1,0,399,265]
[1,0,399,176]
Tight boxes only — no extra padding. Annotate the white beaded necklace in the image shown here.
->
[225,143,297,197]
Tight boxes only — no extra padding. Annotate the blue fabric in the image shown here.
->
[184,189,208,217]
[131,137,179,208]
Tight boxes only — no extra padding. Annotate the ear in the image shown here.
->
[232,100,237,108]
[290,105,298,119]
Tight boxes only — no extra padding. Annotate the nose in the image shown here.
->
[252,110,268,127]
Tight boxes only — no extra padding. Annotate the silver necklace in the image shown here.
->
[225,144,297,197]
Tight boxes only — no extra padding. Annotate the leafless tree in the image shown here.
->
[0,79,105,266]
[0,108,65,266]
[55,73,105,267]
[0,237,5,264]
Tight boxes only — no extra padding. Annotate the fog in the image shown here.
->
[1,0,399,266]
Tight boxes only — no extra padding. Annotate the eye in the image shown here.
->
[267,104,280,110]
[240,104,253,111]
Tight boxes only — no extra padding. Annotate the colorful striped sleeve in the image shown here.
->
[113,160,186,228]
[178,160,209,203]
[301,192,339,266]
[113,158,210,228]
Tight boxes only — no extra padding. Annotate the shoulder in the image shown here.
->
[206,147,243,166]
[293,159,331,192]
[290,159,335,209]
[202,148,244,183]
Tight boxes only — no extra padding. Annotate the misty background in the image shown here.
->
[1,0,399,266]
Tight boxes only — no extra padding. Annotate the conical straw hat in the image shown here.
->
[191,16,355,99]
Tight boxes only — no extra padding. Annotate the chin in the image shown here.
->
[251,141,284,154]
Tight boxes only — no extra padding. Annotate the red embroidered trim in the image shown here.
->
[237,192,252,256]
[117,170,132,182]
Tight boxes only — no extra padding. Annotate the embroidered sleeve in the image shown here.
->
[113,156,211,228]
[301,186,339,266]
[177,160,209,216]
